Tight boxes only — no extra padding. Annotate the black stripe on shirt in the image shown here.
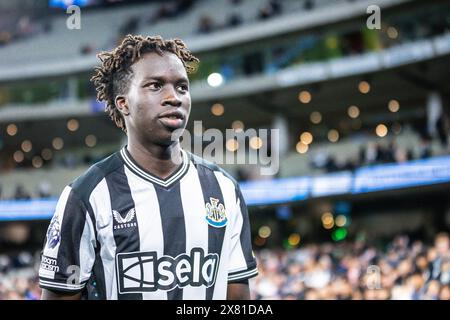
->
[53,190,87,288]
[195,163,227,300]
[71,152,125,299]
[155,184,187,300]
[235,186,256,271]
[105,165,142,300]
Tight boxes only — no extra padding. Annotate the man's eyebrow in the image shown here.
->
[141,76,189,83]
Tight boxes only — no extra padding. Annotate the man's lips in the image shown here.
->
[158,110,185,129]
[158,110,185,120]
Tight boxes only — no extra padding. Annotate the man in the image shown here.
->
[39,35,258,300]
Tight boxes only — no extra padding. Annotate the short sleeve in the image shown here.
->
[227,184,258,283]
[39,186,96,293]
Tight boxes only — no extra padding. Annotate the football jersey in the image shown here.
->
[39,147,258,300]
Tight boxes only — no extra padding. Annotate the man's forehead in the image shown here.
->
[132,52,187,79]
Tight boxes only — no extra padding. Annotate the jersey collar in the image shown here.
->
[119,147,189,188]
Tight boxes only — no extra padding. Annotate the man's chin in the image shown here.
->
[140,123,186,147]
[155,132,184,147]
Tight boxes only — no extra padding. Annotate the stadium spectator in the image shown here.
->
[119,16,140,36]
[418,135,433,159]
[175,0,195,13]
[13,185,31,200]
[0,31,12,46]
[37,181,51,199]
[197,15,216,34]
[268,0,283,15]
[80,43,95,55]
[436,113,449,149]
[440,285,450,300]
[147,0,197,25]
[229,0,243,5]
[227,13,243,28]
[303,0,314,11]
[258,0,283,21]
[258,7,272,21]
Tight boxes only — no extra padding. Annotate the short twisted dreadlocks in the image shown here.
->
[90,34,199,132]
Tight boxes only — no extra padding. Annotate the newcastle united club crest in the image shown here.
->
[205,197,228,228]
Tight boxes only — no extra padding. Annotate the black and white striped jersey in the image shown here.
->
[39,147,258,300]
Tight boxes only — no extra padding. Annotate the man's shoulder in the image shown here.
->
[69,151,123,201]
[187,151,238,188]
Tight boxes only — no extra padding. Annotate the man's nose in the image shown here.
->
[162,87,182,107]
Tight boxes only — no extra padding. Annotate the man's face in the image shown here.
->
[121,52,191,146]
[435,236,449,257]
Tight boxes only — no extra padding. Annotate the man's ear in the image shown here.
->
[115,95,130,116]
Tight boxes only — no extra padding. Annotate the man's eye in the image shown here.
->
[148,83,161,90]
[178,85,188,92]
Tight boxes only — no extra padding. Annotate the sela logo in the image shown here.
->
[116,248,219,293]
[205,197,228,228]
[112,208,137,230]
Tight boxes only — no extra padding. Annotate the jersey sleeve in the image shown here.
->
[227,184,258,283]
[39,186,96,293]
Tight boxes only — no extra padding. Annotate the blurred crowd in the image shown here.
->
[310,120,450,174]
[0,251,41,300]
[311,137,448,174]
[0,14,51,47]
[82,0,295,55]
[252,232,450,300]
[0,181,52,201]
[0,0,367,53]
[1,232,449,299]
[0,0,284,49]
[197,0,284,34]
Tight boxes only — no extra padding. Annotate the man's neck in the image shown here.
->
[126,139,183,180]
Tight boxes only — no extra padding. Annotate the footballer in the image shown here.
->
[39,35,258,300]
